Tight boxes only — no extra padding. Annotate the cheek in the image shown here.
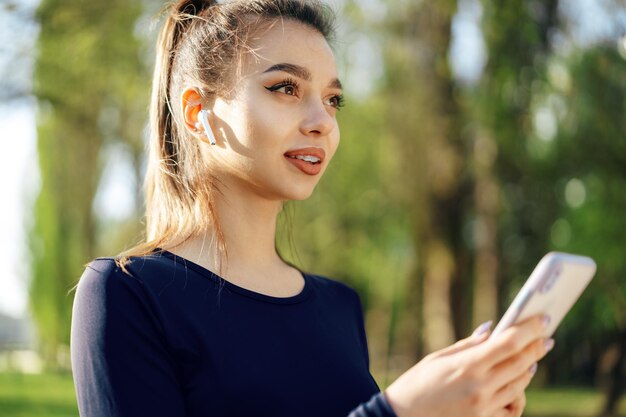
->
[228,94,293,151]
[326,124,340,161]
[241,109,280,149]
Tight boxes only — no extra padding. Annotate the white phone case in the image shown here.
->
[490,252,597,338]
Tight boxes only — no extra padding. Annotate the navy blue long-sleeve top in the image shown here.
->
[70,249,398,417]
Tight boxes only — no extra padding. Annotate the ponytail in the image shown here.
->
[117,0,226,274]
[150,0,214,178]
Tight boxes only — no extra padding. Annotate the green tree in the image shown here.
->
[478,0,626,411]
[476,0,560,311]
[536,46,626,415]
[30,0,146,368]
[382,0,475,358]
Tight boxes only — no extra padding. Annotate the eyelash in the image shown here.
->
[265,77,300,95]
[329,94,345,110]
[265,78,345,110]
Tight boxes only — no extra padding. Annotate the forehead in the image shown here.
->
[241,19,337,80]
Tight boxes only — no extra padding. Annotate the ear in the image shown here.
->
[181,87,214,144]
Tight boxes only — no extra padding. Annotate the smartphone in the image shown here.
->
[490,252,597,338]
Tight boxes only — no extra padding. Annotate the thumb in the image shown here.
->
[434,320,493,358]
[471,320,494,338]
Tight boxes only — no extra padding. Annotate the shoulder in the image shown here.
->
[304,273,366,329]
[82,251,182,284]
[74,258,142,309]
[305,272,361,303]
[76,257,133,296]
[75,253,181,304]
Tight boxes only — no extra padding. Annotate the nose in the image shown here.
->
[299,98,335,137]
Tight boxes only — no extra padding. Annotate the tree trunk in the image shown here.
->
[600,329,626,417]
[383,0,472,354]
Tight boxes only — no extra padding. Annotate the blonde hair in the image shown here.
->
[114,0,335,273]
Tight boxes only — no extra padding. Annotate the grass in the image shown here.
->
[1,372,625,417]
[526,387,626,417]
[0,372,78,417]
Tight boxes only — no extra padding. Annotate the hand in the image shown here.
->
[502,393,526,417]
[382,315,553,417]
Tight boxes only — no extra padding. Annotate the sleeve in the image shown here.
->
[70,259,188,417]
[348,392,398,417]
[347,290,398,417]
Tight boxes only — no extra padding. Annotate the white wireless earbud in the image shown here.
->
[198,109,217,146]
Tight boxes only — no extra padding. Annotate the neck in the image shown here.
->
[166,184,285,276]
[215,187,283,267]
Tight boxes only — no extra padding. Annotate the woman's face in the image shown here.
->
[202,19,342,202]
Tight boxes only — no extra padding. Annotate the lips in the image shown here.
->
[284,147,326,176]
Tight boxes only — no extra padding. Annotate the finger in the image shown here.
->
[489,366,534,412]
[472,320,494,338]
[491,407,514,417]
[487,337,553,391]
[507,393,527,417]
[492,393,527,417]
[475,314,548,370]
[431,321,492,359]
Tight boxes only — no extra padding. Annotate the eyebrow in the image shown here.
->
[263,62,343,90]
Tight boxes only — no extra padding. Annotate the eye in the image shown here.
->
[265,78,300,97]
[282,85,296,96]
[325,94,345,110]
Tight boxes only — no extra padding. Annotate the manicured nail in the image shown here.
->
[544,338,555,352]
[542,315,551,328]
[529,363,538,375]
[472,320,493,337]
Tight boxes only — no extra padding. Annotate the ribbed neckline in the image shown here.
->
[152,248,313,305]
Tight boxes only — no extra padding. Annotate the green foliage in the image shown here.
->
[527,47,626,385]
[29,0,148,367]
[476,0,560,278]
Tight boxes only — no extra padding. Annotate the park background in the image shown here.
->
[1,0,626,415]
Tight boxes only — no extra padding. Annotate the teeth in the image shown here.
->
[287,155,320,164]
[290,155,321,163]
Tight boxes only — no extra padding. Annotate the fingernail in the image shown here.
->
[472,320,493,337]
[544,338,555,352]
[542,315,551,328]
[529,363,538,375]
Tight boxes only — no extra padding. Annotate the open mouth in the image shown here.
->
[285,155,321,164]
[283,147,326,175]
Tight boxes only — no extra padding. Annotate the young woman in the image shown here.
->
[70,1,553,416]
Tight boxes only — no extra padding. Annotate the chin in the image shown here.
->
[285,187,316,201]
[276,182,318,201]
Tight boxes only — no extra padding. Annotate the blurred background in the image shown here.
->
[1,0,625,415]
